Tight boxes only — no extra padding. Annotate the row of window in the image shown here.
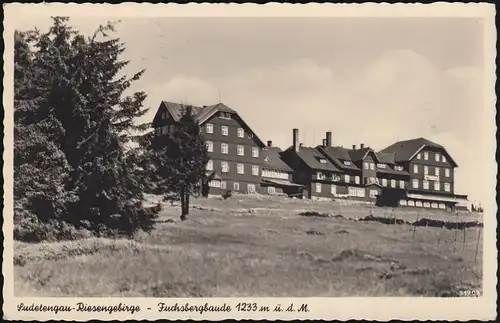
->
[413,165,451,177]
[366,177,405,188]
[206,141,260,157]
[314,184,367,198]
[261,168,289,180]
[205,123,254,139]
[208,180,257,193]
[206,160,260,175]
[417,151,447,163]
[362,162,404,172]
[411,179,451,192]
[400,200,447,209]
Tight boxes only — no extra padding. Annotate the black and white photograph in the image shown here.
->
[3,3,497,321]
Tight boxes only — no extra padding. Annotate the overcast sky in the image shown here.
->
[14,15,491,205]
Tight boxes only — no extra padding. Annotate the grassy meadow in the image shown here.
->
[14,194,483,297]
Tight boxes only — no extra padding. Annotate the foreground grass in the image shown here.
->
[14,195,482,297]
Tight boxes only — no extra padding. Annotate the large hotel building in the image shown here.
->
[152,101,469,211]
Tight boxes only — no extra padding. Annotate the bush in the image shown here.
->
[14,219,94,243]
[222,189,233,200]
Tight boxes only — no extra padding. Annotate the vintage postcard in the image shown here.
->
[3,2,497,321]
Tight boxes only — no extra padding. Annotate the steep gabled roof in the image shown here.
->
[380,137,458,167]
[317,146,360,171]
[374,152,396,165]
[262,147,293,172]
[349,147,372,161]
[285,146,341,172]
[153,101,265,147]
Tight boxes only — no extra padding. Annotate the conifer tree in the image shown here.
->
[144,106,209,221]
[14,17,159,240]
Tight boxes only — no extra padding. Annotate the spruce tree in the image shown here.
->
[144,106,209,221]
[14,17,159,240]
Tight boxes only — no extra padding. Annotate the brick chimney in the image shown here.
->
[293,128,299,152]
[326,132,332,147]
[360,143,365,149]
[267,140,272,147]
[352,144,356,150]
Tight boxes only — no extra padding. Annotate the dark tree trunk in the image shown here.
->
[180,186,189,221]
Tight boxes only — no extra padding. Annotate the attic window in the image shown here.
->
[248,132,254,139]
[219,112,231,119]
[377,163,386,168]
[343,161,351,166]
[264,157,270,162]
[394,166,403,171]
[319,158,327,164]
[161,112,167,119]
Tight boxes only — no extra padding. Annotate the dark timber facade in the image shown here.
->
[151,101,469,210]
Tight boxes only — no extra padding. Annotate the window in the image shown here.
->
[237,145,244,156]
[434,167,439,176]
[434,181,440,190]
[206,123,214,134]
[408,200,415,206]
[395,165,404,171]
[267,186,275,194]
[221,162,229,173]
[423,180,429,190]
[206,141,213,152]
[221,143,228,154]
[330,185,336,195]
[382,178,387,187]
[161,112,166,119]
[343,161,351,166]
[439,203,446,209]
[355,176,360,184]
[344,175,350,183]
[233,182,239,191]
[252,165,259,176]
[220,112,231,119]
[369,190,378,198]
[442,155,447,163]
[356,188,365,197]
[237,128,244,138]
[252,147,259,158]
[317,172,326,180]
[390,179,396,188]
[209,180,220,188]
[399,180,405,189]
[319,158,327,164]
[155,127,161,136]
[369,163,375,170]
[417,153,421,159]
[206,160,213,171]
[162,126,169,135]
[423,202,431,208]
[424,152,429,160]
[221,181,227,190]
[435,153,440,162]
[412,179,419,188]
[399,200,408,206]
[237,163,244,174]
[415,201,422,207]
[364,162,369,170]
[445,168,450,177]
[377,163,386,168]
[248,132,254,139]
[247,184,256,193]
[315,183,322,193]
[424,166,428,175]
[444,183,451,192]
[221,126,228,136]
[413,165,418,173]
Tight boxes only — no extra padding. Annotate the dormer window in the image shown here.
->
[264,157,270,162]
[319,158,327,164]
[219,112,231,119]
[317,172,326,180]
[377,163,386,168]
[394,165,404,171]
[343,161,351,166]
